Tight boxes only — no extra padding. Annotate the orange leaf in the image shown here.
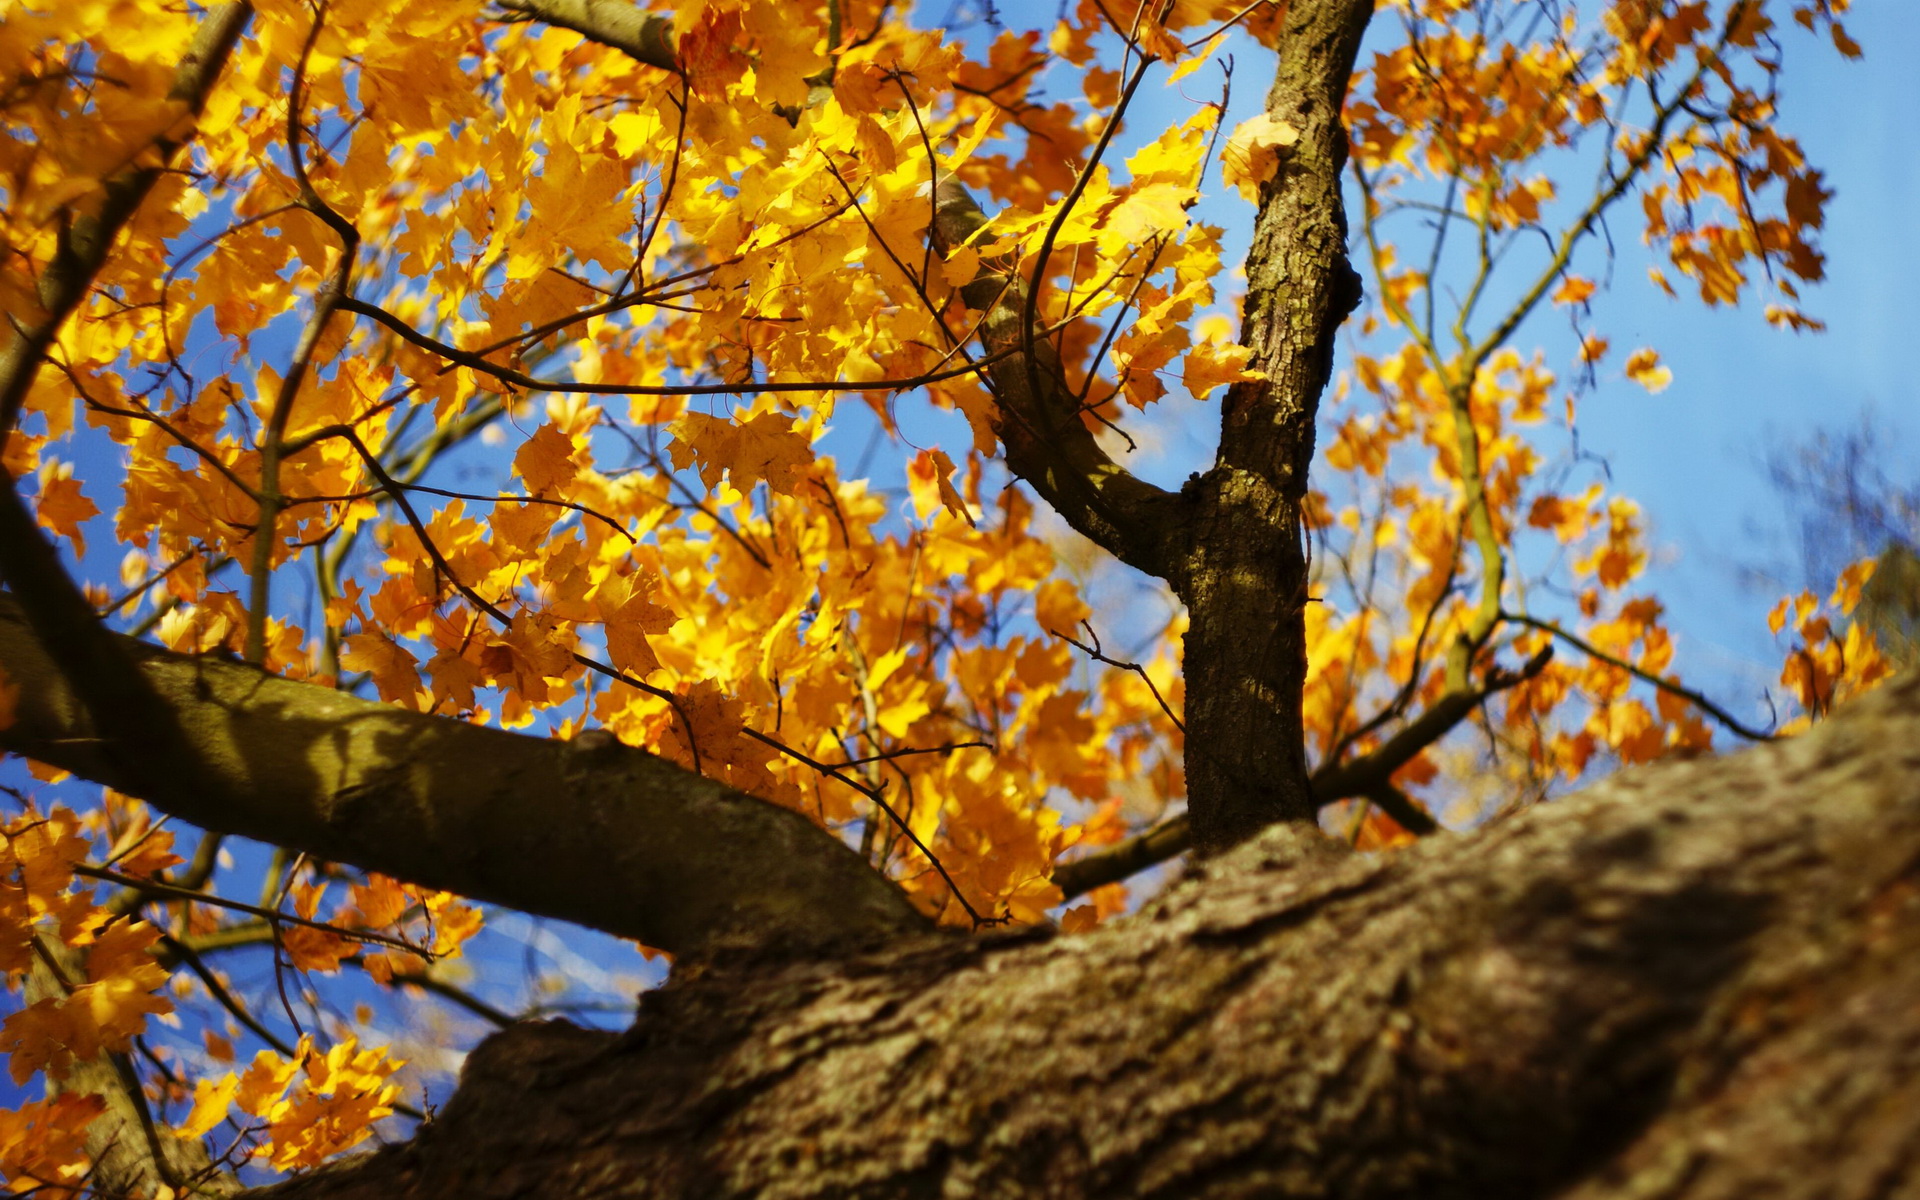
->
[514,423,580,497]
[1221,113,1299,204]
[1622,348,1672,393]
[34,465,98,556]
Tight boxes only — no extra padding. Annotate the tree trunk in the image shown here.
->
[1174,0,1372,851]
[255,672,1920,1200]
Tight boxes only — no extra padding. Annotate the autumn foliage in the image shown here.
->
[0,0,1892,1190]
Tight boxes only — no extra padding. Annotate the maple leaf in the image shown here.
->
[33,464,98,555]
[179,1071,241,1139]
[342,631,424,707]
[350,875,410,929]
[1221,113,1300,204]
[908,449,973,525]
[1098,182,1194,256]
[1551,275,1596,306]
[668,411,814,496]
[1623,347,1673,393]
[0,1093,103,1191]
[514,423,582,497]
[1183,341,1264,398]
[510,126,634,280]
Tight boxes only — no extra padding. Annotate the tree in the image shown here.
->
[0,0,1904,1196]
[1755,416,1920,668]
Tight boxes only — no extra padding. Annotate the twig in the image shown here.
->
[1503,609,1774,741]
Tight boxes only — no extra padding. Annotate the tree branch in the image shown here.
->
[1171,0,1377,850]
[242,671,1920,1199]
[492,0,679,73]
[1055,645,1547,897]
[0,595,927,959]
[931,180,1189,579]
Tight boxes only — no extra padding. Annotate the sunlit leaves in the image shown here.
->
[1622,348,1674,393]
[0,1093,104,1192]
[1221,113,1300,203]
[189,1036,408,1171]
[668,410,814,496]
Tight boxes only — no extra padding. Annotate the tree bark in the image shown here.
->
[246,672,1920,1200]
[1173,0,1374,852]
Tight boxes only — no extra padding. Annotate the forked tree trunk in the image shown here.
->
[257,673,1920,1200]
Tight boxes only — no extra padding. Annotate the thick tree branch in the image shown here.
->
[492,0,679,72]
[251,672,1920,1200]
[0,596,926,959]
[932,180,1191,578]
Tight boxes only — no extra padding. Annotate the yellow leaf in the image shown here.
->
[608,109,662,159]
[179,1073,240,1139]
[1829,557,1878,615]
[940,245,981,287]
[1623,347,1672,393]
[1551,275,1596,306]
[668,411,814,496]
[1166,34,1225,85]
[1098,182,1194,255]
[34,464,98,556]
[907,448,972,524]
[514,423,580,497]
[865,645,911,693]
[341,632,423,706]
[942,108,999,172]
[235,1046,300,1118]
[1182,341,1263,397]
[1221,113,1299,203]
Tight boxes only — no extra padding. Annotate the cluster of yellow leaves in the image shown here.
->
[1767,557,1895,729]
[0,795,450,1180]
[1350,0,1836,328]
[0,804,169,1186]
[0,1093,104,1195]
[1309,340,1709,796]
[1,809,171,1076]
[1309,0,1860,831]
[179,1035,404,1171]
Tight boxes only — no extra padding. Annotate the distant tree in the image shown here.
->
[1757,415,1920,667]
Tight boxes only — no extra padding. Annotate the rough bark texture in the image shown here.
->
[0,596,923,959]
[249,672,1920,1200]
[1174,0,1374,852]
